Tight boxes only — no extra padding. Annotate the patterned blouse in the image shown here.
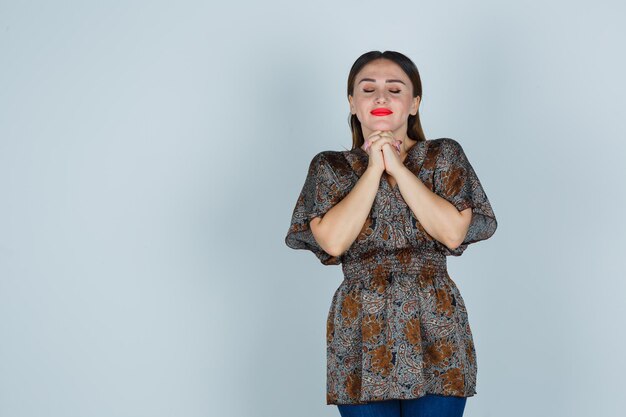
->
[285,138,498,405]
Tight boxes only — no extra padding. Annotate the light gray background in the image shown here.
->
[1,1,624,416]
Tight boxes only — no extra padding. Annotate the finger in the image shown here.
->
[369,134,393,143]
[376,134,401,149]
[383,140,400,153]
[365,136,387,151]
[371,137,397,150]
[376,131,393,141]
[364,136,383,151]
[381,143,401,157]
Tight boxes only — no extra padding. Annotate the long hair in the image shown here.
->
[347,51,427,150]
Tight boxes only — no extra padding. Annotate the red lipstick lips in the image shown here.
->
[371,108,393,116]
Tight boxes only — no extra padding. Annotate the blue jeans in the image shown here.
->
[336,394,467,417]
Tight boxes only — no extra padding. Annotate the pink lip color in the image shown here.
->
[371,108,393,116]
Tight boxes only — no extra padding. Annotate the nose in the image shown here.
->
[375,92,389,104]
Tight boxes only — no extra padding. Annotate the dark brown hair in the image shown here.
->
[347,51,427,150]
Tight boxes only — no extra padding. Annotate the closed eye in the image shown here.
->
[363,89,401,94]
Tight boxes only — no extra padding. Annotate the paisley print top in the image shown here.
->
[285,138,497,405]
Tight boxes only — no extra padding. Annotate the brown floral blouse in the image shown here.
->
[285,138,497,405]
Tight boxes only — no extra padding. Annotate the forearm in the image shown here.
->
[310,167,382,256]
[394,166,471,249]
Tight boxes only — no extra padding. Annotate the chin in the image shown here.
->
[366,123,397,131]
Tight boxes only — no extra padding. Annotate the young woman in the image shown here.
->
[285,50,498,417]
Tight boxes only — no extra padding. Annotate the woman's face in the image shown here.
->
[349,59,420,142]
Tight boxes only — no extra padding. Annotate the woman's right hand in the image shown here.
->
[362,131,401,175]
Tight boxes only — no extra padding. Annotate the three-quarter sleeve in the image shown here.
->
[432,138,498,256]
[285,152,347,265]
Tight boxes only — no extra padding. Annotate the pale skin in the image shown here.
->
[310,58,472,257]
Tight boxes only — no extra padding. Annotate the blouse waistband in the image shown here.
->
[341,249,447,281]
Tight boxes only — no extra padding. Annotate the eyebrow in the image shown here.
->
[358,78,406,86]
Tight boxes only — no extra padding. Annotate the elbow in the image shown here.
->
[312,216,347,258]
[443,230,467,251]
[325,243,346,258]
[446,215,471,250]
[446,240,462,251]
[440,238,460,252]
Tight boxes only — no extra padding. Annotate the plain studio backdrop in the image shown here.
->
[1,1,625,416]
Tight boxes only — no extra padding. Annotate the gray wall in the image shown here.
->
[1,1,624,416]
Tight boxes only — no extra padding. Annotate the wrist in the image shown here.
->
[386,164,408,177]
[364,165,385,180]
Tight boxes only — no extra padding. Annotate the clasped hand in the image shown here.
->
[362,130,405,176]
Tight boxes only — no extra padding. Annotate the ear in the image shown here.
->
[412,96,421,115]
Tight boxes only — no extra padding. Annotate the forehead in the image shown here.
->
[356,60,408,84]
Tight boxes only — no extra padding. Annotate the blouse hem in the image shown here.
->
[327,389,477,406]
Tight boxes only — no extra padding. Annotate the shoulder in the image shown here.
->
[305,151,333,173]
[307,150,353,187]
[430,138,467,163]
[430,138,463,153]
[309,150,351,173]
[422,138,451,167]
[315,150,348,164]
